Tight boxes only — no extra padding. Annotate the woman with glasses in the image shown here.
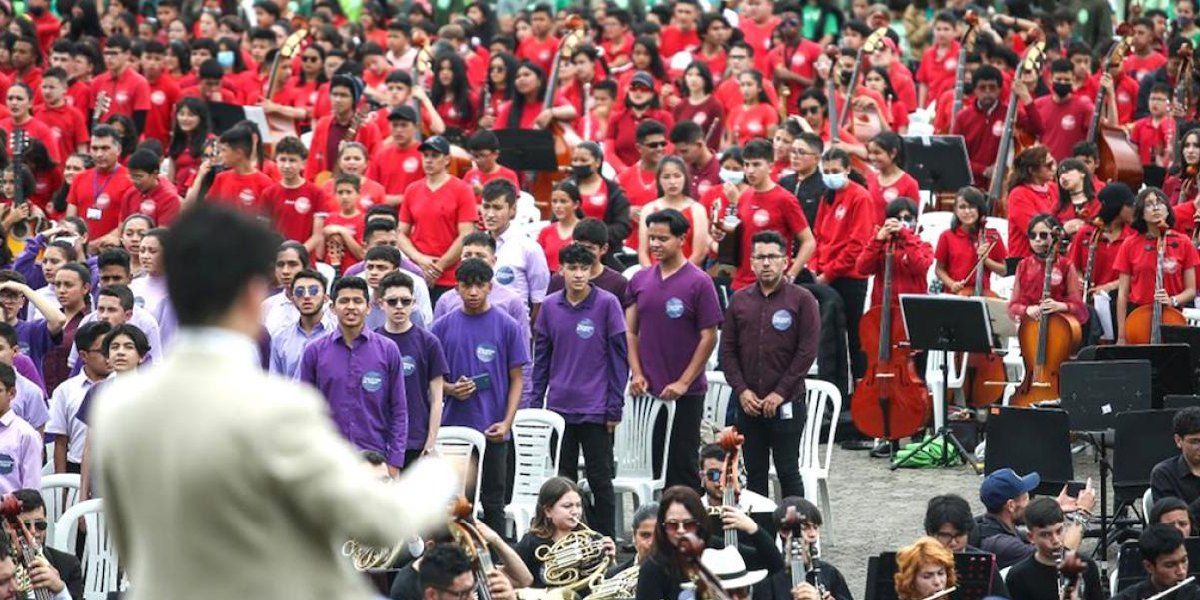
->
[673,61,726,153]
[1114,188,1198,344]
[607,70,674,168]
[894,537,957,600]
[867,132,919,217]
[726,69,778,147]
[1054,159,1099,238]
[935,186,1007,295]
[478,53,518,130]
[1007,213,1088,330]
[285,44,328,128]
[635,486,713,600]
[1066,183,1135,342]
[1006,146,1061,261]
[638,157,710,267]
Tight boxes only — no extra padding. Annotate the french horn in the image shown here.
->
[341,539,405,571]
[583,563,640,600]
[517,522,612,600]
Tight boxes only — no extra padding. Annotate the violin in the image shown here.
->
[780,507,809,591]
[948,12,980,134]
[1089,23,1143,189]
[1055,549,1086,600]
[676,533,732,600]
[1011,230,1082,406]
[988,31,1046,214]
[957,229,1007,407]
[851,233,931,441]
[1124,233,1188,344]
[715,427,744,549]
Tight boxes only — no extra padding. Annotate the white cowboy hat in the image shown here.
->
[681,546,768,591]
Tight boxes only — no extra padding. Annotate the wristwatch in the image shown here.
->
[1172,297,1181,309]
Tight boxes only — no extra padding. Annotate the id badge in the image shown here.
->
[779,402,794,421]
[86,208,103,221]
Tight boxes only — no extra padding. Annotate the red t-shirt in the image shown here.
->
[1006,183,1059,259]
[35,104,88,162]
[90,68,152,121]
[321,177,388,211]
[1122,52,1168,84]
[207,169,277,215]
[873,172,921,215]
[324,209,366,270]
[368,142,424,195]
[1031,95,1095,160]
[0,117,62,163]
[538,223,574,272]
[727,102,779,146]
[1129,116,1176,165]
[1113,231,1199,305]
[1008,254,1088,324]
[67,165,134,240]
[463,166,521,198]
[264,181,328,243]
[119,177,182,226]
[934,227,1007,293]
[660,26,701,58]
[143,74,182,147]
[740,16,781,73]
[601,34,635,67]
[1065,223,1134,289]
[517,35,560,74]
[916,42,961,107]
[733,184,810,289]
[715,77,779,116]
[765,40,822,112]
[399,177,477,287]
[66,79,91,115]
[616,168,658,249]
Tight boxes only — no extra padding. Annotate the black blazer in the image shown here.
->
[46,545,83,600]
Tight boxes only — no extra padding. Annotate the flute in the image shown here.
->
[1147,577,1197,600]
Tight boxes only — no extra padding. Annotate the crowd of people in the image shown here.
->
[0,0,1196,597]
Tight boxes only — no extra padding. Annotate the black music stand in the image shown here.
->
[1059,360,1153,560]
[902,135,974,191]
[493,129,558,172]
[1113,409,1181,510]
[891,295,992,472]
[984,406,1075,496]
[865,551,996,600]
[1162,325,1200,382]
[1094,344,1194,408]
[1165,395,1200,409]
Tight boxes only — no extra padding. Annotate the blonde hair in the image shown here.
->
[894,537,957,600]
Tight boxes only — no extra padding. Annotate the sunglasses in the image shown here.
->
[800,106,822,115]
[21,520,46,532]
[383,297,415,308]
[704,468,722,482]
[1029,231,1054,241]
[302,55,321,62]
[293,284,322,298]
[630,84,653,93]
[642,140,667,149]
[665,518,700,533]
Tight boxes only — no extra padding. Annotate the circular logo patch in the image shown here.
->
[747,119,764,134]
[576,318,596,339]
[1165,256,1180,274]
[115,91,130,105]
[95,193,110,209]
[496,265,516,285]
[403,156,419,173]
[1118,91,1131,104]
[883,187,899,202]
[401,355,416,377]
[151,90,166,105]
[140,200,156,215]
[944,58,957,70]
[752,208,771,227]
[50,127,62,141]
[991,121,1004,137]
[692,111,708,125]
[792,53,807,67]
[588,193,606,207]
[697,181,713,197]
[1050,268,1063,286]
[771,309,793,331]
[475,343,498,362]
[539,50,551,62]
[238,188,255,205]
[359,195,375,210]
[665,297,685,319]
[361,371,383,392]
[295,196,311,215]
[835,205,847,220]
[1061,115,1077,131]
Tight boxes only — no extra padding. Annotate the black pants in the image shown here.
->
[481,440,510,534]
[402,448,424,470]
[799,281,850,400]
[558,423,616,538]
[665,395,704,492]
[829,277,869,380]
[737,403,805,499]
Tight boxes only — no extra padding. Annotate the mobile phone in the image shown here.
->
[471,373,492,392]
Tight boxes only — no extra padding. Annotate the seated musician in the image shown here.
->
[1113,524,1200,600]
[698,443,777,515]
[894,537,956,600]
[1004,498,1103,600]
[416,543,517,600]
[1149,496,1195,538]
[759,496,853,600]
[3,489,81,600]
[1007,214,1089,329]
[687,547,769,600]
[1064,183,1135,332]
[1053,159,1099,237]
[1114,188,1199,344]
[493,60,578,131]
[968,469,1096,569]
[923,494,1008,598]
[934,186,1007,295]
[390,527,533,599]
[1151,408,1200,515]
[514,477,616,589]
[636,486,715,600]
[609,502,658,575]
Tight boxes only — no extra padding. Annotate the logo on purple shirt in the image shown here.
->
[401,355,416,377]
[0,454,12,474]
[665,298,685,319]
[361,371,383,392]
[576,318,596,339]
[475,343,498,363]
[772,310,793,331]
[495,266,516,285]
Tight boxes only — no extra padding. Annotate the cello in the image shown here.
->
[714,427,744,549]
[1089,24,1143,189]
[529,16,587,213]
[850,235,931,442]
[1124,234,1188,344]
[988,33,1047,215]
[1011,229,1082,406]
[956,231,1007,407]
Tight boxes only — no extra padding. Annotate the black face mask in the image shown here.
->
[629,98,652,110]
[571,165,594,179]
[1052,82,1072,98]
[27,5,44,15]
[839,71,853,86]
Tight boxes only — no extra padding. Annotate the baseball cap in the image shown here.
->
[631,71,655,90]
[980,468,1040,512]
[389,105,418,123]
[418,135,451,155]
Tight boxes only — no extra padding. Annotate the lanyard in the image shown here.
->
[93,166,119,205]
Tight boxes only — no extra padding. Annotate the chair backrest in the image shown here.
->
[40,473,81,547]
[614,394,676,482]
[435,427,488,511]
[703,371,733,430]
[511,409,565,503]
[51,498,121,600]
[799,380,842,474]
[918,211,954,248]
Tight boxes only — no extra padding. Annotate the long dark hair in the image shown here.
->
[866,65,897,103]
[650,486,709,564]
[950,186,989,232]
[1131,187,1175,234]
[738,70,770,105]
[1174,128,1200,176]
[681,61,715,96]
[487,52,519,102]
[168,40,191,75]
[1055,158,1095,214]
[870,131,906,170]
[632,36,667,81]
[298,44,328,86]
[69,1,104,40]
[1008,146,1052,190]
[105,114,138,160]
[528,477,585,538]
[20,138,57,174]
[507,61,547,130]
[217,37,248,73]
[169,97,212,161]
[431,52,476,124]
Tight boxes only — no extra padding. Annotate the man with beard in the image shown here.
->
[952,66,1041,190]
[969,468,1096,569]
[269,270,332,377]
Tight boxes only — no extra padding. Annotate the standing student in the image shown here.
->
[545,218,630,305]
[202,126,275,216]
[305,74,381,180]
[320,174,366,275]
[66,125,133,245]
[529,243,628,538]
[262,136,327,255]
[935,187,1008,295]
[375,271,447,468]
[297,277,408,472]
[627,209,722,490]
[1031,59,1096,161]
[47,321,111,474]
[120,149,181,226]
[268,270,331,378]
[37,67,89,161]
[1006,147,1060,261]
[431,258,529,534]
[637,157,710,268]
[0,363,41,494]
[396,135,476,300]
[481,180,551,317]
[89,35,151,128]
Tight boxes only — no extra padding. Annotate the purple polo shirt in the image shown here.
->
[14,320,53,379]
[628,262,723,396]
[530,287,629,424]
[0,410,41,494]
[377,325,448,451]
[296,329,409,467]
[547,267,631,308]
[431,307,529,434]
[434,285,534,406]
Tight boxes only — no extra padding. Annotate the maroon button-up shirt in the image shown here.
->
[719,281,820,404]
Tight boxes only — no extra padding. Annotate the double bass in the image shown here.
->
[713,427,744,549]
[1011,230,1082,406]
[1124,234,1188,344]
[449,497,496,600]
[948,12,980,133]
[820,46,870,175]
[529,16,588,211]
[988,33,1047,214]
[956,231,1007,407]
[1089,24,1143,189]
[850,236,931,442]
[264,29,308,142]
[837,27,890,128]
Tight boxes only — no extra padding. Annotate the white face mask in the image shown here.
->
[822,171,848,190]
[719,168,744,185]
[406,537,425,558]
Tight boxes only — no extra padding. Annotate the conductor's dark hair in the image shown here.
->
[1140,524,1185,564]
[1175,407,1200,437]
[164,204,278,326]
[924,494,974,536]
[1024,497,1064,530]
[644,209,690,237]
[419,543,474,591]
[456,258,493,285]
[12,489,43,512]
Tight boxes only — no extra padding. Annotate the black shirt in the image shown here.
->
[515,532,555,588]
[388,563,421,600]
[970,513,1033,569]
[758,558,853,600]
[1151,454,1200,512]
[46,546,83,600]
[778,170,825,226]
[1004,554,1103,600]
[1115,579,1200,600]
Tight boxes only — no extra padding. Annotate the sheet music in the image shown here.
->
[1093,291,1114,340]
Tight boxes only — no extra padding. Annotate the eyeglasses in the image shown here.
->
[704,468,723,482]
[800,106,822,116]
[751,254,785,262]
[383,297,415,307]
[664,518,700,533]
[293,284,322,298]
[791,148,817,156]
[897,215,915,224]
[1029,231,1054,241]
[642,140,667,149]
[728,54,749,61]
[302,55,321,62]
[21,520,46,532]
[933,530,966,544]
[435,583,476,600]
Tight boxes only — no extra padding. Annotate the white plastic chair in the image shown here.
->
[435,427,488,516]
[40,473,81,546]
[314,262,336,292]
[50,499,123,600]
[505,409,565,538]
[1185,307,1200,327]
[702,371,733,430]
[705,329,721,372]
[611,394,675,511]
[917,211,954,249]
[1142,488,1154,525]
[799,380,842,542]
[622,265,642,280]
[41,442,53,475]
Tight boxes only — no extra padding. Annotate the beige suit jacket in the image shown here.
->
[92,330,455,600]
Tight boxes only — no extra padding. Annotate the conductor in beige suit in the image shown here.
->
[90,204,458,600]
